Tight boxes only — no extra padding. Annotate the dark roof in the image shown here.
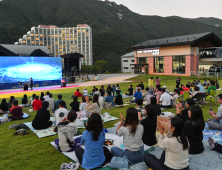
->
[61,53,84,58]
[130,32,222,50]
[0,44,52,56]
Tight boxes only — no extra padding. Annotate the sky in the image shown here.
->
[105,0,222,20]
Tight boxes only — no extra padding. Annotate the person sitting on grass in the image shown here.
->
[202,79,207,86]
[115,91,123,106]
[143,117,189,170]
[22,94,28,105]
[140,104,157,146]
[157,88,173,108]
[46,93,55,112]
[143,87,149,101]
[54,111,78,152]
[85,95,101,114]
[32,101,52,130]
[206,80,217,102]
[0,99,8,112]
[182,84,190,92]
[55,100,70,126]
[191,86,200,97]
[184,105,205,154]
[155,87,162,102]
[30,94,36,105]
[216,80,220,89]
[125,85,133,96]
[146,89,154,105]
[32,96,42,111]
[40,92,45,102]
[132,88,142,103]
[175,98,195,122]
[8,96,15,109]
[207,93,222,131]
[150,97,161,116]
[99,86,105,97]
[135,98,146,122]
[70,95,80,112]
[80,96,91,118]
[173,89,180,100]
[9,100,23,120]
[43,92,50,100]
[54,94,67,111]
[75,113,112,169]
[74,89,83,97]
[111,108,144,164]
[105,90,114,107]
[115,87,122,97]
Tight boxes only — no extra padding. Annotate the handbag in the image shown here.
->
[110,157,129,169]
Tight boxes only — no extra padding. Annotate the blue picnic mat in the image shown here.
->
[203,123,222,144]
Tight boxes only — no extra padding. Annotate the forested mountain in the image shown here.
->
[1,0,222,72]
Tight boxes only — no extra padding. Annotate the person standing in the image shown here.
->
[30,78,33,90]
[176,76,181,86]
[155,77,160,88]
[148,77,154,90]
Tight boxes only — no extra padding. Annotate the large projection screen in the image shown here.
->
[0,57,62,83]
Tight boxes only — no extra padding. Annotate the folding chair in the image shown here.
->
[180,91,190,108]
[206,90,217,106]
[192,93,206,107]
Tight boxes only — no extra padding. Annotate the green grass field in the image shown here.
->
[0,75,221,170]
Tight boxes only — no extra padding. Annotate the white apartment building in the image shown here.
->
[121,51,135,73]
[15,24,93,65]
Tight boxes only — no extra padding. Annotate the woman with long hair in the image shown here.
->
[8,96,15,109]
[150,97,161,115]
[144,117,189,170]
[79,96,91,118]
[184,105,205,154]
[40,92,45,102]
[111,107,144,164]
[22,94,28,105]
[85,94,101,114]
[75,113,112,169]
[30,94,36,105]
[0,98,8,112]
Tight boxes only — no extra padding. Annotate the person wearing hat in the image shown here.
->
[162,85,170,94]
[145,90,154,105]
[148,77,154,90]
[196,81,205,93]
[83,87,88,96]
[207,94,222,131]
[157,88,173,108]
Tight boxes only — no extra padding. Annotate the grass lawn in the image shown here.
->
[0,74,221,170]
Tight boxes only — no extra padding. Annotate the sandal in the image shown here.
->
[20,132,30,136]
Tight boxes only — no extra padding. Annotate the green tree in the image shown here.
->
[94,60,107,73]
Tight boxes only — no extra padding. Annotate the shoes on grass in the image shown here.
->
[9,124,18,129]
[208,137,216,149]
[60,162,79,170]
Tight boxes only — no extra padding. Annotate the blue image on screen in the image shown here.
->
[0,57,62,83]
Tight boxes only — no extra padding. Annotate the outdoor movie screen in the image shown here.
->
[0,57,62,83]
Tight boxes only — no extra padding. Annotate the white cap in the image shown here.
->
[163,85,167,88]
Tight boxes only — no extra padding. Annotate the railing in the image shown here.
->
[190,71,221,78]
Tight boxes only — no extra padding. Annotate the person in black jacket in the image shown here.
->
[22,94,28,105]
[32,101,52,130]
[40,92,45,102]
[125,85,133,95]
[0,99,8,112]
[139,82,144,90]
[70,95,80,112]
[140,104,157,146]
[115,91,123,106]
[150,97,161,116]
[175,98,195,122]
[184,105,205,154]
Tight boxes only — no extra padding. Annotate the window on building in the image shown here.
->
[154,57,164,73]
[131,60,135,62]
[123,60,128,62]
[137,58,148,64]
[124,67,129,69]
[172,56,185,74]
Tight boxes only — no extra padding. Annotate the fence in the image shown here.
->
[190,71,222,78]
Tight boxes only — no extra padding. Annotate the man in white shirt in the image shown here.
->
[43,92,50,100]
[55,100,70,125]
[157,88,173,108]
[46,93,55,112]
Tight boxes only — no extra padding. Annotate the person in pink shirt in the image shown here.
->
[155,87,162,102]
[155,77,160,88]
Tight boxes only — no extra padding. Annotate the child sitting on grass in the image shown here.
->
[54,111,78,152]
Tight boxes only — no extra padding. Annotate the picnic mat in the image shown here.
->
[114,104,130,108]
[0,113,29,121]
[122,94,133,99]
[203,123,222,144]
[102,112,119,123]
[51,133,151,170]
[24,117,57,138]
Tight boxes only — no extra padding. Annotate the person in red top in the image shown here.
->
[74,89,83,97]
[9,99,23,120]
[32,96,42,111]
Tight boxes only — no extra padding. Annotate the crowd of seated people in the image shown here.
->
[2,78,222,169]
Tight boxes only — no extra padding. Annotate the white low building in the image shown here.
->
[121,52,135,73]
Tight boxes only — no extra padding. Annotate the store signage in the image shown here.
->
[137,49,160,55]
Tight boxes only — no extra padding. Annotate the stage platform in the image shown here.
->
[0,84,80,95]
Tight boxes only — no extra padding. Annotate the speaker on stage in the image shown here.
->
[24,84,28,91]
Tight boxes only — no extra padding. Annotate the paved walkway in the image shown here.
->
[75,74,138,87]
